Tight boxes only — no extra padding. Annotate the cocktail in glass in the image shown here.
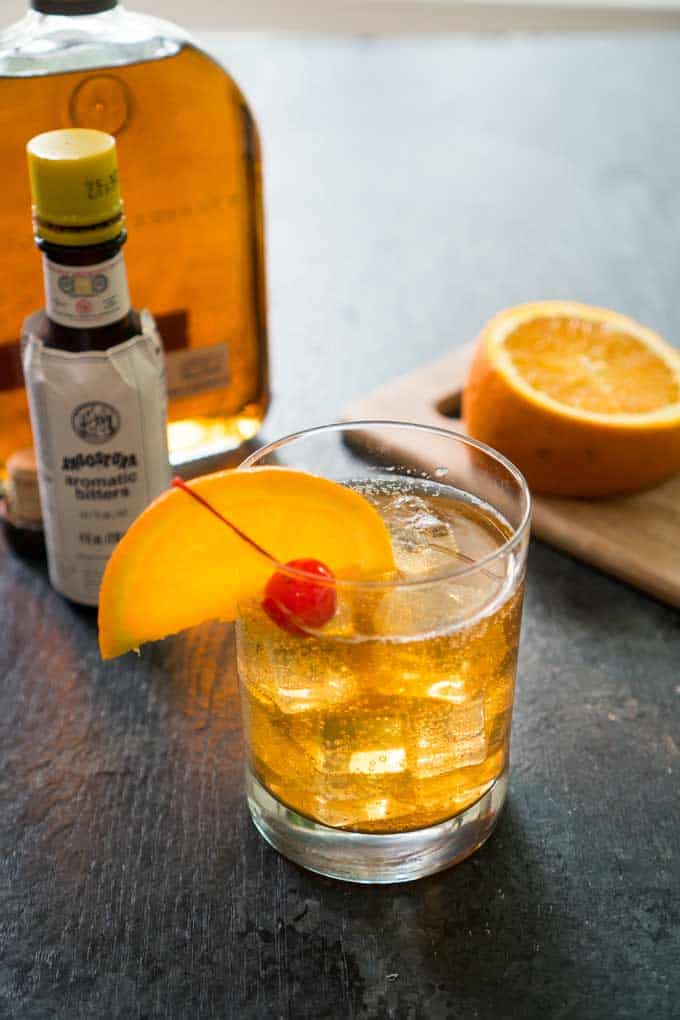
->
[236,421,531,882]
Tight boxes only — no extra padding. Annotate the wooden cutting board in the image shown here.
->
[344,344,680,608]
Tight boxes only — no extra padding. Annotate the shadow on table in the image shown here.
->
[289,800,577,1019]
[88,590,579,1018]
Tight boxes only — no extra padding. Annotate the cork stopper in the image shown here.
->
[5,449,43,526]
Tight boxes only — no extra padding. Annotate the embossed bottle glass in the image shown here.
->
[237,422,531,883]
[0,0,269,477]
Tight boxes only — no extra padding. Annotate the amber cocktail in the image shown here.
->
[237,422,530,883]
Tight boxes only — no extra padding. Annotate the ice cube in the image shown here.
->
[240,638,359,715]
[310,793,419,830]
[384,494,459,556]
[242,687,317,785]
[298,709,407,777]
[348,747,406,775]
[426,679,468,703]
[268,672,358,716]
[369,567,508,644]
[407,695,488,777]
[412,510,458,542]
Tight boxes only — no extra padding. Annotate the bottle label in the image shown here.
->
[22,315,171,606]
[164,342,230,401]
[43,252,132,329]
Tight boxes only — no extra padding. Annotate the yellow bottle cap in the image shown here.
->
[27,128,124,246]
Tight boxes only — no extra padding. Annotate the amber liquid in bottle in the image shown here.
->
[0,43,269,476]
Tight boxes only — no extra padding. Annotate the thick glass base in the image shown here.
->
[246,767,508,884]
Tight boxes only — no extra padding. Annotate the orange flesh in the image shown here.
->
[505,316,680,415]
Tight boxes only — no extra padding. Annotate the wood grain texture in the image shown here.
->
[345,343,680,606]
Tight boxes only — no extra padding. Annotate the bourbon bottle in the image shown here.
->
[0,0,269,478]
[23,128,170,605]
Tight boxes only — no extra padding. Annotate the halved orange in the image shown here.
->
[98,467,395,659]
[462,301,680,497]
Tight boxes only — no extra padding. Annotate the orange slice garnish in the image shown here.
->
[98,466,395,659]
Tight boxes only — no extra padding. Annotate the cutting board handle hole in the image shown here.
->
[436,390,463,420]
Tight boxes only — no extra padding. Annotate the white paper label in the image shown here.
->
[22,315,171,606]
[43,252,131,329]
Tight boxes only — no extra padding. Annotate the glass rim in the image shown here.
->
[239,419,532,590]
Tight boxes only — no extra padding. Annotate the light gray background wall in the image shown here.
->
[2,0,679,31]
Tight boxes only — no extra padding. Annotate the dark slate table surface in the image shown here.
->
[2,29,680,1020]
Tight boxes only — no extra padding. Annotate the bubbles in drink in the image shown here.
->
[237,479,524,833]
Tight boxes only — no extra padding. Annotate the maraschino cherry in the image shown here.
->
[172,477,337,635]
[262,558,337,636]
